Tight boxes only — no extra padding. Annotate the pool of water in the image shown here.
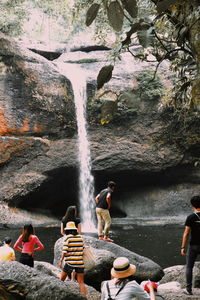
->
[0,221,194,269]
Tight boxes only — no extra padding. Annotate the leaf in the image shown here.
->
[156,0,177,13]
[86,3,100,26]
[107,1,124,32]
[122,0,138,18]
[177,26,189,46]
[97,65,114,89]
[179,81,191,92]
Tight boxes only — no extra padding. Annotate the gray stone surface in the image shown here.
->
[54,235,164,290]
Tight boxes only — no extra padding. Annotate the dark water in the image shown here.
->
[0,223,194,268]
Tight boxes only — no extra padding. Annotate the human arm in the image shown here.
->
[61,222,64,235]
[77,223,82,234]
[95,194,100,204]
[181,226,190,256]
[9,248,16,261]
[34,236,44,251]
[59,252,65,268]
[13,236,23,252]
[100,281,107,300]
[146,282,156,300]
[106,193,111,209]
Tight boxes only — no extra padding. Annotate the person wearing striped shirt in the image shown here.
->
[59,221,86,297]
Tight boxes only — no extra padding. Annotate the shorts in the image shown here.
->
[20,253,34,267]
[63,263,84,275]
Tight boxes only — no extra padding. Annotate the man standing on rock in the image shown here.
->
[95,181,116,242]
[181,195,200,295]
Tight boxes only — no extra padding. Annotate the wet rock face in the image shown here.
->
[0,32,76,139]
[0,32,200,222]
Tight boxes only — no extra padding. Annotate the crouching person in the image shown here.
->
[59,221,86,297]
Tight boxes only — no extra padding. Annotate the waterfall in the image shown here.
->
[56,63,96,232]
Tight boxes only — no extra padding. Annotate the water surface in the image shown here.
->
[0,222,192,268]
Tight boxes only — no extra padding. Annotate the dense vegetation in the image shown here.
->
[0,0,200,112]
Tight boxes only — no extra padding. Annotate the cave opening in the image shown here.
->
[11,166,185,220]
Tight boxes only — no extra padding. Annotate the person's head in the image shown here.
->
[64,206,77,220]
[111,257,136,281]
[108,181,116,191]
[22,223,34,242]
[190,195,200,209]
[64,221,78,235]
[4,236,12,245]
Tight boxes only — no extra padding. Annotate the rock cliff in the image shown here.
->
[1,32,200,223]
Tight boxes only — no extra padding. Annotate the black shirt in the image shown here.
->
[96,188,113,209]
[61,217,81,230]
[185,212,200,245]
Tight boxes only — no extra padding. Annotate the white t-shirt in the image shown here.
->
[101,278,150,300]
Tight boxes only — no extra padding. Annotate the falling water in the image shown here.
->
[56,63,96,232]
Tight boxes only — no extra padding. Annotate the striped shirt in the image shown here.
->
[63,234,84,268]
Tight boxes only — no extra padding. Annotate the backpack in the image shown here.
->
[106,281,128,300]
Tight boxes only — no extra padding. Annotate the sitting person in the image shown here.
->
[101,257,156,300]
[0,236,15,261]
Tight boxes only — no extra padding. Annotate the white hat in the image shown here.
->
[111,257,136,278]
[64,221,77,231]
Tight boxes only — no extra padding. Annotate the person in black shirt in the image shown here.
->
[61,206,81,236]
[181,195,200,295]
[95,181,116,242]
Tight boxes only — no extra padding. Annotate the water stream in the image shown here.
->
[56,63,96,232]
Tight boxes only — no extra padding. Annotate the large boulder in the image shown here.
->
[0,261,100,300]
[54,235,164,290]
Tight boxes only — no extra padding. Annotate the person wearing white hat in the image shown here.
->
[59,221,86,296]
[101,257,154,300]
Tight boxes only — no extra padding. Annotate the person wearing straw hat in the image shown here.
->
[101,257,155,300]
[59,221,86,297]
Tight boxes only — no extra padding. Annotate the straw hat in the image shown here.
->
[64,221,77,230]
[111,257,136,278]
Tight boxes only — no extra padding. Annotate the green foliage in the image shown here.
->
[64,58,99,64]
[97,65,114,90]
[0,0,28,36]
[136,69,164,101]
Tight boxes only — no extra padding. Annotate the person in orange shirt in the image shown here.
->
[0,236,15,261]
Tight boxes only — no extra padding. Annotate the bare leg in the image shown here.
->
[77,273,86,296]
[71,270,76,281]
[59,271,68,281]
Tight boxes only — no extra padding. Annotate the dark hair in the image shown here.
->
[190,195,200,208]
[4,236,12,244]
[64,229,78,236]
[108,181,116,188]
[63,206,77,222]
[115,275,135,286]
[21,224,34,242]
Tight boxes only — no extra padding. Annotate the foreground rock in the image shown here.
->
[157,263,200,299]
[0,261,100,300]
[54,235,164,290]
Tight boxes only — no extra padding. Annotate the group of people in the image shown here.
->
[0,224,44,266]
[0,181,200,299]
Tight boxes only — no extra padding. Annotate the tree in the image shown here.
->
[84,0,200,111]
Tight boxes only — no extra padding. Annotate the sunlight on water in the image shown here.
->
[56,63,96,233]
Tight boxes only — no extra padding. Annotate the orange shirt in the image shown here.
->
[0,244,15,261]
